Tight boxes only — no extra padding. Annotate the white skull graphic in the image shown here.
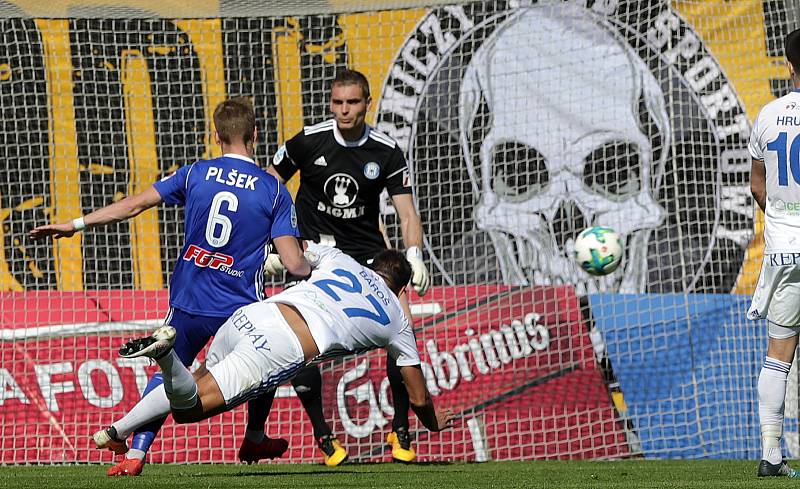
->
[459,5,669,293]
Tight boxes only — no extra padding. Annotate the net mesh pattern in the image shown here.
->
[0,0,798,464]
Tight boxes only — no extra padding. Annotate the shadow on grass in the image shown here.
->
[200,461,461,478]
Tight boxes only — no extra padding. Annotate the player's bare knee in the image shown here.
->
[767,333,799,362]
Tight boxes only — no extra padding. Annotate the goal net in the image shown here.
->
[0,0,796,464]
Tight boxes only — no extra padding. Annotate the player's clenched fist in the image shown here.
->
[405,247,430,296]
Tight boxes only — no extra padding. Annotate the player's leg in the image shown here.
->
[134,325,220,421]
[160,303,305,422]
[105,310,221,476]
[291,365,348,466]
[755,263,800,477]
[110,325,232,423]
[93,324,208,465]
[104,373,165,476]
[758,329,798,477]
[238,390,289,463]
[96,318,233,460]
[386,291,416,462]
[386,355,415,462]
[282,272,346,466]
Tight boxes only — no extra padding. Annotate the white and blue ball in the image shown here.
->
[573,227,624,276]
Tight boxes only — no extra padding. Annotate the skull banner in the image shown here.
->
[377,0,754,294]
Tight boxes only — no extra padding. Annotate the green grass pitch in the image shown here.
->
[0,460,796,489]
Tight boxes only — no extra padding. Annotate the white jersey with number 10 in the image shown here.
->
[750,90,800,253]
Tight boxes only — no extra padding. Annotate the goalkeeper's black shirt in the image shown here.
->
[271,119,412,263]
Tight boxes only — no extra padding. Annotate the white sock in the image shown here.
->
[156,350,199,410]
[245,428,265,444]
[126,449,146,461]
[759,356,791,464]
[111,385,170,439]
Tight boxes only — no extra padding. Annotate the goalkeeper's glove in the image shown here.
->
[263,249,321,278]
[405,246,430,296]
[264,253,285,277]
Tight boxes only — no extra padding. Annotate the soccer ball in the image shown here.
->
[573,227,624,276]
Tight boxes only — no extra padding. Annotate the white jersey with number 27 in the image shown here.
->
[265,243,420,367]
[750,90,800,253]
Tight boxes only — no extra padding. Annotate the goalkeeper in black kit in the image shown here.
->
[259,69,431,465]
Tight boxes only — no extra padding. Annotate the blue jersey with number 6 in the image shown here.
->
[153,153,298,317]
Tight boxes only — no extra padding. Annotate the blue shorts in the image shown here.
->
[164,307,228,366]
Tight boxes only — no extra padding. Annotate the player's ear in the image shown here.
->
[213,130,221,146]
[365,95,373,112]
[252,127,258,144]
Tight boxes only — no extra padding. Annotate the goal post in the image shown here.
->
[0,0,797,464]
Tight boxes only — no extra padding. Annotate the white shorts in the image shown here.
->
[748,253,800,338]
[206,302,305,407]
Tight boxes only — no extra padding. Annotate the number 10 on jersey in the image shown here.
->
[767,132,800,186]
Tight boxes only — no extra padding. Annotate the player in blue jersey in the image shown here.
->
[30,97,311,476]
[112,244,454,440]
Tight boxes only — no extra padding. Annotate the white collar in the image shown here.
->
[223,153,256,164]
[332,121,370,147]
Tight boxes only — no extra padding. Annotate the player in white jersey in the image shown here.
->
[96,244,454,439]
[747,28,800,478]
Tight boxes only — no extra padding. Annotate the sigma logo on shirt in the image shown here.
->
[318,173,366,219]
[363,162,380,179]
[183,244,244,277]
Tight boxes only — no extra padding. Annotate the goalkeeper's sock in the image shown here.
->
[291,366,332,439]
[759,356,791,465]
[156,350,198,410]
[387,355,411,430]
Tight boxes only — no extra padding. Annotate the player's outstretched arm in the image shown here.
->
[273,236,311,278]
[29,186,163,240]
[400,364,455,432]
